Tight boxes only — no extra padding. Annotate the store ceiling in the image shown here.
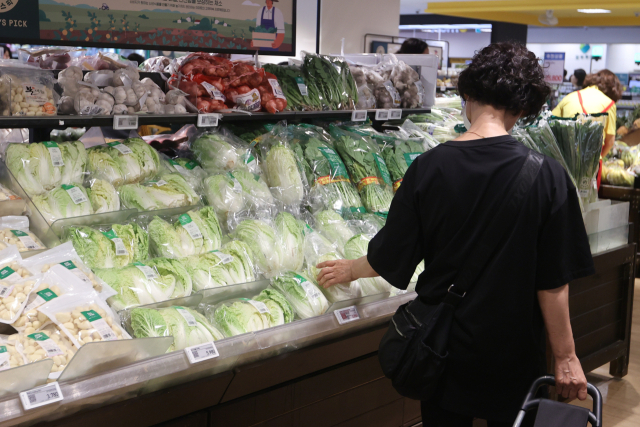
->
[417,0,640,27]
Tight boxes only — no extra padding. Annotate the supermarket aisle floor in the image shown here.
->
[573,278,640,427]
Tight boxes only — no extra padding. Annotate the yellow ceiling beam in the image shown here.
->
[425,0,639,14]
[430,11,542,26]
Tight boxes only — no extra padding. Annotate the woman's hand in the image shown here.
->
[316,259,355,288]
[554,354,588,401]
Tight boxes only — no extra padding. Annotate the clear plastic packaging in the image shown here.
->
[301,52,356,110]
[87,138,161,187]
[191,128,262,176]
[144,206,222,259]
[87,178,120,214]
[5,140,87,197]
[253,288,295,327]
[38,292,130,349]
[374,132,424,192]
[32,184,94,225]
[96,262,189,311]
[84,70,114,87]
[11,269,90,334]
[0,183,20,202]
[18,47,84,70]
[119,173,200,211]
[140,56,172,73]
[145,258,193,299]
[0,334,27,370]
[0,216,45,252]
[183,251,235,292]
[20,242,116,298]
[158,155,206,196]
[270,270,329,319]
[129,305,223,352]
[343,234,391,296]
[275,211,305,272]
[303,228,360,303]
[0,65,58,116]
[221,240,257,283]
[0,274,43,324]
[57,66,85,97]
[232,218,282,278]
[63,222,149,270]
[257,123,310,208]
[0,246,31,282]
[8,324,76,375]
[313,210,354,254]
[204,298,273,337]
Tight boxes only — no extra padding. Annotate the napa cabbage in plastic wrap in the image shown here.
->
[270,270,329,319]
[191,129,261,175]
[87,179,120,214]
[232,218,281,278]
[314,209,354,254]
[119,173,200,211]
[32,184,93,224]
[275,211,305,272]
[343,233,392,296]
[205,298,271,337]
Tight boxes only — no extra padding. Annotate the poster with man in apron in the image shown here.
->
[252,0,285,51]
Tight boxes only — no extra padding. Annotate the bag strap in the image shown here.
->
[443,150,544,307]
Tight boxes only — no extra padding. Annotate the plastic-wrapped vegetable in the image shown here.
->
[205,298,272,337]
[87,179,120,214]
[87,138,160,187]
[0,216,45,252]
[377,133,424,192]
[232,218,281,278]
[262,64,323,111]
[301,52,357,110]
[270,270,329,319]
[119,173,200,211]
[0,67,58,116]
[329,125,393,217]
[343,234,392,296]
[65,222,148,270]
[314,210,354,253]
[32,184,93,224]
[147,207,222,259]
[130,305,223,352]
[191,129,261,175]
[146,257,193,299]
[275,211,305,272]
[0,183,20,201]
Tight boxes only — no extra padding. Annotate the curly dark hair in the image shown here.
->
[457,43,550,123]
[583,69,623,102]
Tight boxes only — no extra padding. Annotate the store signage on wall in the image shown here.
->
[0,0,296,55]
[543,52,565,84]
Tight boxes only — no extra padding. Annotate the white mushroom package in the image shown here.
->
[0,216,45,252]
[38,292,130,349]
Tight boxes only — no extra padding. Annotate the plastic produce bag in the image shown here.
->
[204,298,273,337]
[159,155,207,193]
[191,128,261,175]
[129,305,223,352]
[0,65,58,116]
[87,178,120,214]
[146,258,192,299]
[329,125,393,217]
[262,64,323,111]
[304,227,360,303]
[8,324,76,377]
[32,184,94,224]
[275,211,305,272]
[258,123,309,208]
[20,242,116,299]
[288,124,364,215]
[0,334,27,370]
[11,268,89,334]
[87,138,160,187]
[0,246,31,282]
[343,234,392,296]
[38,292,130,349]
[5,140,87,196]
[232,218,282,278]
[301,52,357,110]
[146,206,222,259]
[270,270,329,319]
[313,210,354,254]
[183,251,235,291]
[18,47,83,70]
[0,183,20,201]
[0,216,45,252]
[96,262,187,311]
[119,173,200,211]
[0,274,48,323]
[376,133,424,192]
[64,222,149,270]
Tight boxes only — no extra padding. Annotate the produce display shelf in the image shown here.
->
[0,108,431,130]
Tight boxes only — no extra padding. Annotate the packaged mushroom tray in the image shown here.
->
[0,63,58,116]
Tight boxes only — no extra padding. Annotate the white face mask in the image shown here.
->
[462,102,472,130]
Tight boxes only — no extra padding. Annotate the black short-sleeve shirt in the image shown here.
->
[368,135,594,422]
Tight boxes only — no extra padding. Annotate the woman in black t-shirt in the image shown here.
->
[316,43,595,427]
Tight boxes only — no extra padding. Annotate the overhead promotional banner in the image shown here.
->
[543,52,566,85]
[0,0,295,56]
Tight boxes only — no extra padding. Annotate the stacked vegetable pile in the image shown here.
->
[168,52,288,113]
[601,142,639,187]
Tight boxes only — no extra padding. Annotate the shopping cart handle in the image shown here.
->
[513,375,602,427]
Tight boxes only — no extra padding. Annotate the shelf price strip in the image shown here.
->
[197,113,221,127]
[185,341,220,364]
[351,110,367,122]
[388,109,403,120]
[19,382,63,410]
[374,110,389,121]
[113,115,139,130]
[334,306,360,325]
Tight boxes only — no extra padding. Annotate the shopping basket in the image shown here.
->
[513,375,602,427]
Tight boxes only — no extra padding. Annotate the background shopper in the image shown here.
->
[317,43,594,427]
[397,38,429,54]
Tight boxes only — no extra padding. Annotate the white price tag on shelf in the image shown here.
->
[351,110,367,122]
[197,113,220,127]
[388,109,403,120]
[113,115,138,130]
[374,110,389,121]
[20,382,63,410]
[185,341,219,364]
[334,306,360,325]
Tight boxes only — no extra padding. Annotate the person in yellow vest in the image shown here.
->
[552,69,622,188]
[553,69,622,157]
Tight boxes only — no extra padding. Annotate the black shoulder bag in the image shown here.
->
[378,150,544,401]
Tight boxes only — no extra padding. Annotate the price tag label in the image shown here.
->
[197,113,220,127]
[20,382,64,410]
[151,180,167,187]
[375,110,389,121]
[0,346,10,371]
[133,262,158,280]
[0,266,21,283]
[210,250,233,264]
[334,306,360,325]
[24,288,58,312]
[175,306,197,326]
[388,109,403,120]
[351,110,367,122]
[102,230,128,256]
[59,261,92,285]
[10,230,40,250]
[81,310,117,341]
[42,141,64,167]
[295,77,308,96]
[61,184,88,205]
[28,332,64,357]
[300,281,322,300]
[178,214,203,240]
[185,341,219,364]
[107,141,133,155]
[240,298,269,314]
[113,115,138,130]
[0,284,13,298]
